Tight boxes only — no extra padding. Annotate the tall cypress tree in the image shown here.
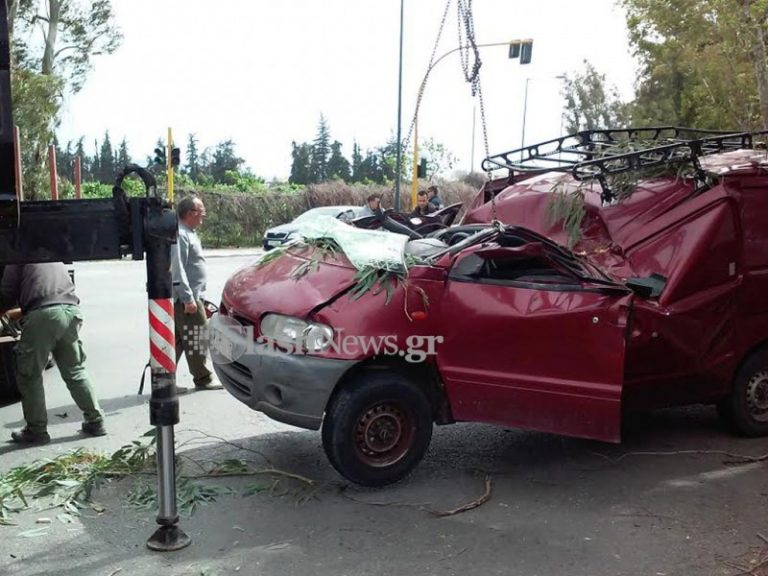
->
[117,137,130,169]
[327,140,350,181]
[309,114,331,182]
[185,133,200,181]
[98,131,115,183]
[289,141,312,185]
[91,139,100,183]
[351,140,363,183]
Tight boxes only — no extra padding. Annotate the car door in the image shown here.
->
[437,245,632,442]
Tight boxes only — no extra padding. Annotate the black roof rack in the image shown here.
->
[481,127,768,202]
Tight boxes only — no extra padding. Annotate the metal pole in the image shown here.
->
[520,78,530,161]
[144,199,190,552]
[48,144,58,200]
[471,105,476,171]
[394,0,405,211]
[14,126,22,201]
[74,156,81,199]
[167,127,174,204]
[411,118,418,208]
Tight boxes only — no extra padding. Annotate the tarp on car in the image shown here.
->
[292,215,408,273]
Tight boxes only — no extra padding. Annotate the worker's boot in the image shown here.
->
[10,427,51,445]
[81,420,107,437]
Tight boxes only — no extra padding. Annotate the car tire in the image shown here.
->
[322,372,433,487]
[719,349,768,437]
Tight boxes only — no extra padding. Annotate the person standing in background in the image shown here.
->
[171,196,222,392]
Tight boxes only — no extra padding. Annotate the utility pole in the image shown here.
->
[394,0,405,211]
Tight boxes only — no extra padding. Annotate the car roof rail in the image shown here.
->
[481,126,768,202]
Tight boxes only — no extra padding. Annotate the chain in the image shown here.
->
[404,0,496,220]
[456,0,481,95]
[456,0,495,220]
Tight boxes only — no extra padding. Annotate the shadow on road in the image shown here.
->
[2,394,147,430]
[2,405,767,576]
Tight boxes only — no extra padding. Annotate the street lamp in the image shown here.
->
[411,39,533,204]
[520,74,567,159]
[394,0,405,211]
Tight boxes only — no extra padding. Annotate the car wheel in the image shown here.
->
[720,349,768,437]
[322,372,433,487]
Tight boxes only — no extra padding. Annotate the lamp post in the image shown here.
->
[412,40,527,203]
[394,0,405,211]
[520,74,567,158]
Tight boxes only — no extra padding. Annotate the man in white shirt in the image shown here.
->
[171,196,222,391]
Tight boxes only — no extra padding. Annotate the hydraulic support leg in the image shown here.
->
[143,202,190,552]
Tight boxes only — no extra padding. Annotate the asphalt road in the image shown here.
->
[0,253,767,576]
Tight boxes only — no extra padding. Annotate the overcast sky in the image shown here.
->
[56,0,636,180]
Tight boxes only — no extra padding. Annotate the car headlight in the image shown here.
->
[260,314,334,353]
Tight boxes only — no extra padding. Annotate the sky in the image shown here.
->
[56,0,637,180]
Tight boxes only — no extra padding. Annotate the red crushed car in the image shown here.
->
[212,127,768,486]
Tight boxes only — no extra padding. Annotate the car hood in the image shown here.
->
[222,246,358,322]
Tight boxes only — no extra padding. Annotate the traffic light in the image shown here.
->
[171,147,181,167]
[520,39,533,64]
[417,157,427,179]
[153,147,166,166]
[509,39,533,64]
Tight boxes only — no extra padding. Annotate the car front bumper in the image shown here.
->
[211,330,354,430]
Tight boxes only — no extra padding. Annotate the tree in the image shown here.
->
[13,0,122,92]
[7,0,122,197]
[561,61,628,133]
[117,137,130,169]
[185,133,200,181]
[10,68,61,198]
[309,114,331,182]
[98,130,114,183]
[204,140,244,184]
[289,141,312,185]
[419,138,458,179]
[90,138,99,182]
[74,136,87,179]
[327,140,350,181]
[621,0,767,130]
[350,140,363,183]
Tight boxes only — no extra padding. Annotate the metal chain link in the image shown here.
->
[457,0,496,220]
[404,0,496,220]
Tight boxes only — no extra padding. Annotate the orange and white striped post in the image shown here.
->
[148,299,176,374]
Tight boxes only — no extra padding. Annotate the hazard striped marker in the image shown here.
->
[149,298,176,373]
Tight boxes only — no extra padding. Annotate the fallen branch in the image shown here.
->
[179,429,272,465]
[340,475,493,519]
[189,468,314,486]
[428,476,492,518]
[758,532,768,546]
[589,449,768,465]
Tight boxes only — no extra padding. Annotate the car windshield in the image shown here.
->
[293,207,348,223]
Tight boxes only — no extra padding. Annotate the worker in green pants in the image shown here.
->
[0,263,105,445]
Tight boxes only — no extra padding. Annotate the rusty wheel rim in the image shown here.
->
[354,402,415,468]
[746,370,768,423]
